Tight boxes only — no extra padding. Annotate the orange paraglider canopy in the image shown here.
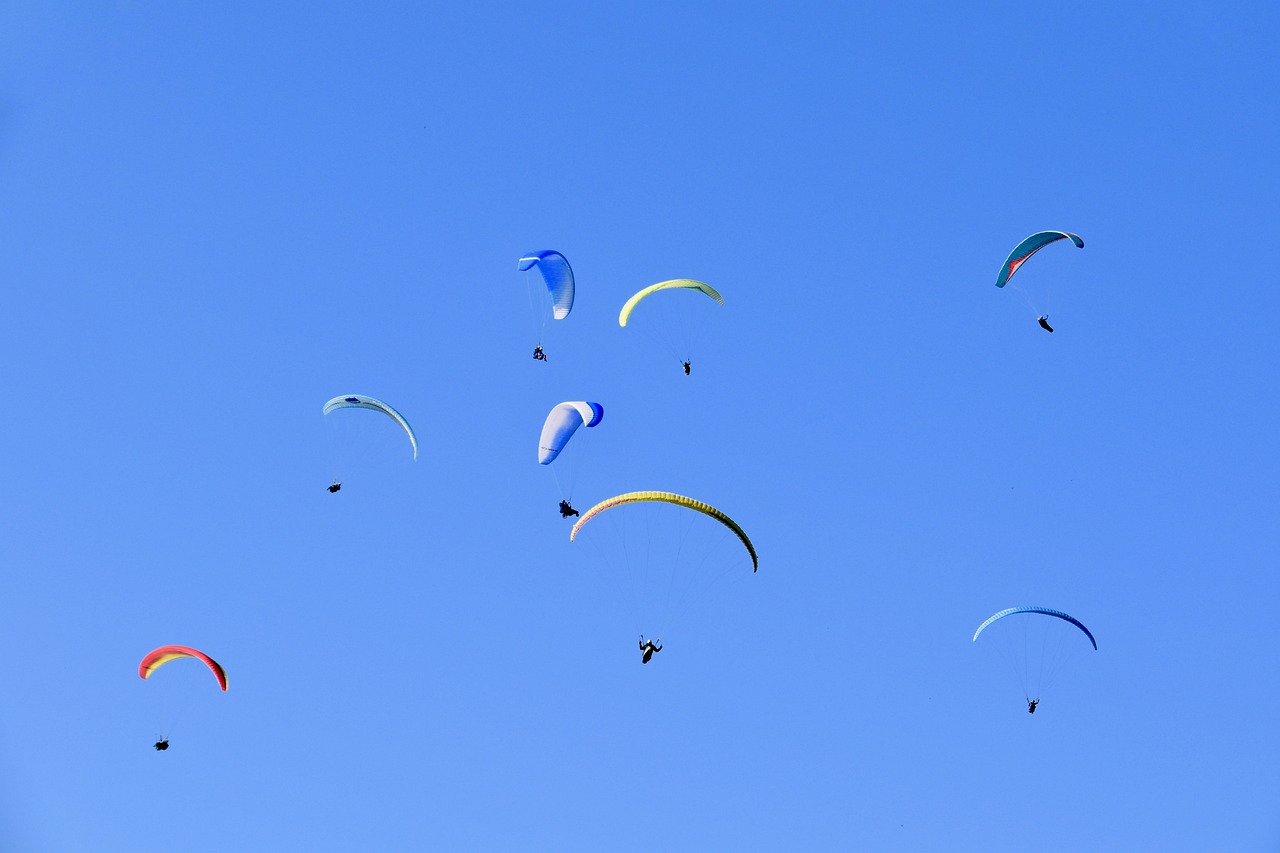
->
[139,645,227,691]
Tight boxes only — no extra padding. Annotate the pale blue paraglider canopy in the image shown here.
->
[538,401,603,464]
[972,606,1097,650]
[518,250,575,320]
[323,395,418,460]
[994,231,1084,289]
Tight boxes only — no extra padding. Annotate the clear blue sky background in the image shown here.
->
[1,2,1277,851]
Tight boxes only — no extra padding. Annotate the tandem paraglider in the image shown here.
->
[539,401,603,519]
[519,250,575,362]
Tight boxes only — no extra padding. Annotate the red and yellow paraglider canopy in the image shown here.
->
[139,645,227,692]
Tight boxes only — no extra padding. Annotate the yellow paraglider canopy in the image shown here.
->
[570,491,757,572]
[618,280,724,328]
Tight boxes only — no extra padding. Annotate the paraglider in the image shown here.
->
[540,401,603,516]
[972,607,1096,713]
[323,395,417,488]
[639,636,663,664]
[571,492,757,658]
[619,280,724,373]
[519,250,574,360]
[139,645,227,749]
[994,231,1083,331]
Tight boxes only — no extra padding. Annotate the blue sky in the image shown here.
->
[1,2,1277,850]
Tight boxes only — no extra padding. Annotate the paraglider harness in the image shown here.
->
[1027,699,1038,714]
[533,346,547,361]
[154,738,169,751]
[639,637,663,664]
[682,360,691,375]
[1037,316,1054,333]
[327,481,342,493]
[559,500,579,518]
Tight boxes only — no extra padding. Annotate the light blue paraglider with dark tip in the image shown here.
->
[538,402,603,465]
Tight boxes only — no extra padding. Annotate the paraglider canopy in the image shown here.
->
[972,607,1097,650]
[538,401,604,465]
[618,280,724,328]
[518,250,575,320]
[994,231,1084,289]
[139,645,228,691]
[322,395,418,461]
[571,490,758,572]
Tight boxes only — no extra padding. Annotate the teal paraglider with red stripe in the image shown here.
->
[995,231,1084,289]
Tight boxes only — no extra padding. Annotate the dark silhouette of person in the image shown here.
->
[154,738,169,751]
[533,345,547,361]
[327,482,342,493]
[1027,699,1039,714]
[1037,316,1054,333]
[682,360,691,375]
[639,636,663,664]
[559,500,578,518]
